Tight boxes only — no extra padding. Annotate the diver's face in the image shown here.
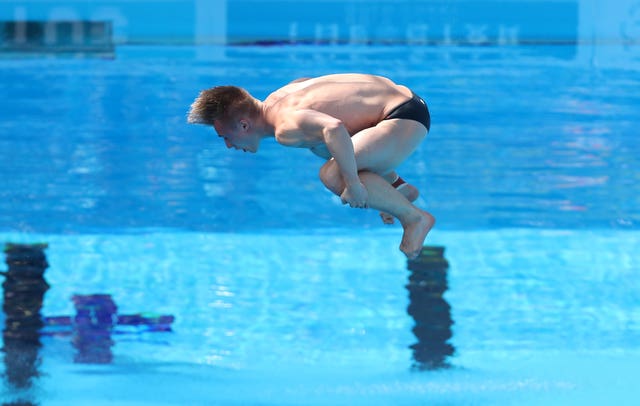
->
[213,119,258,153]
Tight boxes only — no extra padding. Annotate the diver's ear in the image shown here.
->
[239,119,250,132]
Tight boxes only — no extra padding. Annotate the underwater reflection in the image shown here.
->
[1,243,48,406]
[406,246,455,370]
[1,242,175,406]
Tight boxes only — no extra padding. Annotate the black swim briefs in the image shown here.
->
[384,92,431,131]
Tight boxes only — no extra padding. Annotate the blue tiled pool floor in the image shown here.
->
[34,351,640,406]
[1,228,638,404]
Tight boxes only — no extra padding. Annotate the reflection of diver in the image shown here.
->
[1,243,49,390]
[406,246,454,370]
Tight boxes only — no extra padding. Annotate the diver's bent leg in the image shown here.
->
[380,173,420,224]
[358,171,434,259]
[320,159,434,258]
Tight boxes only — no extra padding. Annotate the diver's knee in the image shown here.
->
[319,161,343,194]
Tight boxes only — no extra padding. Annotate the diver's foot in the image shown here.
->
[399,210,435,259]
[380,183,420,225]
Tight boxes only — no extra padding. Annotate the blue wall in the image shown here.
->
[1,0,639,66]
[1,0,636,44]
[2,0,201,43]
[227,0,578,45]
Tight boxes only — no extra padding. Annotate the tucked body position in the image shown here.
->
[188,73,434,259]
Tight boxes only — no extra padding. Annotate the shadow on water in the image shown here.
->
[406,246,455,370]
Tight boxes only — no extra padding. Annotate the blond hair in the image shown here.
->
[187,86,257,126]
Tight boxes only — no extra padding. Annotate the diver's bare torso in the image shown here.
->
[263,73,413,137]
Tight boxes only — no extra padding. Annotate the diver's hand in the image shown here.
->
[340,181,368,208]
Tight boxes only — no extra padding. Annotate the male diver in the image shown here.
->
[188,73,433,259]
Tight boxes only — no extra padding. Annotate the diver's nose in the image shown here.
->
[224,139,233,149]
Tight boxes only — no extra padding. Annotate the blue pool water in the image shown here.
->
[1,44,640,405]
